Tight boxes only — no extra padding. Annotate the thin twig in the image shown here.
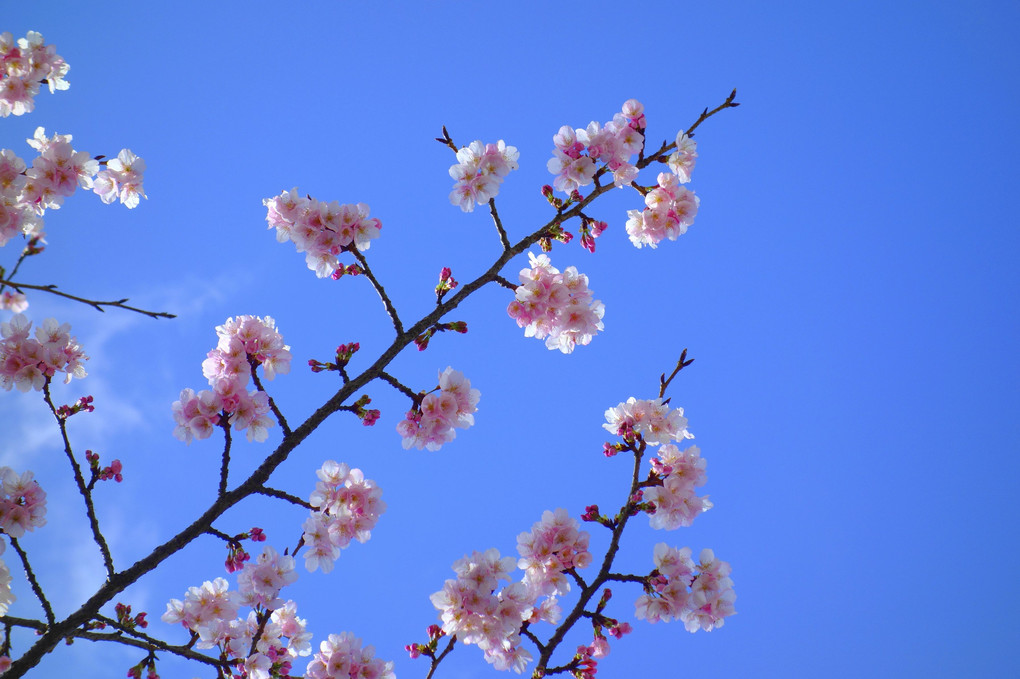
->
[658,348,694,400]
[217,417,232,499]
[494,274,517,291]
[488,199,511,251]
[0,280,175,319]
[8,539,54,626]
[248,357,291,436]
[2,615,230,671]
[256,486,313,510]
[349,250,404,336]
[377,371,419,400]
[42,382,115,578]
[425,635,457,679]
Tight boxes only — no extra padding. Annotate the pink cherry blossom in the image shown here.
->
[263,189,381,277]
[517,508,592,596]
[547,100,645,194]
[237,545,298,611]
[302,461,385,573]
[397,366,479,451]
[0,314,88,391]
[173,316,290,444]
[668,131,698,183]
[625,172,699,249]
[305,632,395,679]
[0,467,46,538]
[0,32,68,117]
[602,397,692,444]
[449,140,519,212]
[507,252,604,353]
[92,149,146,208]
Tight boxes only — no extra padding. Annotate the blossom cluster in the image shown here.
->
[603,397,693,445]
[263,188,382,278]
[163,568,313,679]
[0,467,46,539]
[644,443,712,530]
[0,290,27,313]
[624,171,699,249]
[305,632,395,679]
[448,140,519,212]
[634,544,736,632]
[172,315,291,444]
[1,129,145,250]
[547,99,645,193]
[0,32,68,118]
[301,460,385,573]
[506,252,604,354]
[0,314,87,391]
[668,132,698,183]
[0,467,49,619]
[396,366,479,451]
[0,541,13,617]
[430,547,560,674]
[517,508,592,596]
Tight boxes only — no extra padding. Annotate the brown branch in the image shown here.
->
[248,357,291,436]
[349,249,404,336]
[1,615,230,671]
[0,279,175,319]
[256,486,313,511]
[42,382,115,578]
[7,539,53,626]
[488,198,511,251]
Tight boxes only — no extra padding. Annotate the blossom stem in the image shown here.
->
[42,382,115,578]
[425,635,457,679]
[248,357,291,436]
[488,198,511,251]
[350,249,404,336]
[217,417,232,498]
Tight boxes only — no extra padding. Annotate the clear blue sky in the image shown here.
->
[2,2,1018,677]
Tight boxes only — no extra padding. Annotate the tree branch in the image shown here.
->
[0,279,175,319]
[349,249,404,336]
[42,382,115,578]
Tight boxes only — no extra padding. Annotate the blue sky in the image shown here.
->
[1,1,1018,677]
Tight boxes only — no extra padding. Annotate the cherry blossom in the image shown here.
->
[397,366,480,451]
[92,148,146,209]
[0,314,88,391]
[506,252,604,353]
[449,140,519,212]
[517,508,592,596]
[0,32,68,118]
[305,631,395,679]
[625,171,699,249]
[547,100,645,193]
[634,544,735,631]
[0,291,27,313]
[669,131,698,183]
[237,545,298,611]
[264,189,382,277]
[301,461,386,573]
[602,397,692,445]
[430,548,538,673]
[0,542,13,616]
[173,316,290,443]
